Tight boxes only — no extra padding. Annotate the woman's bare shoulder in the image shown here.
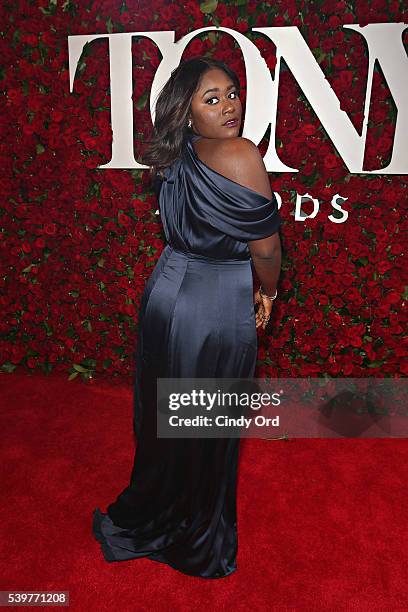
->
[195,136,258,159]
[195,136,271,198]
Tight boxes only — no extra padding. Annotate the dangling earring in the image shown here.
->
[187,119,192,128]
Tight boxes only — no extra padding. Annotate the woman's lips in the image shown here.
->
[223,118,239,127]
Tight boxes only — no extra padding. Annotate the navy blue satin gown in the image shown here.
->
[92,133,281,578]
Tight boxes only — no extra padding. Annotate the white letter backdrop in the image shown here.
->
[68,23,408,173]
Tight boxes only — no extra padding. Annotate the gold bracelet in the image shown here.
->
[259,285,277,301]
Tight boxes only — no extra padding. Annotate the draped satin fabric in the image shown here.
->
[92,134,282,578]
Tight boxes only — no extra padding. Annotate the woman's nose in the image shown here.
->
[222,100,235,114]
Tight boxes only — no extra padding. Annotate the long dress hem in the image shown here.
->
[92,507,237,579]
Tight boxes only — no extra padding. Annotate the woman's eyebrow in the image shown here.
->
[201,84,236,98]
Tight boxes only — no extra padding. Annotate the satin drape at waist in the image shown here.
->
[164,244,251,264]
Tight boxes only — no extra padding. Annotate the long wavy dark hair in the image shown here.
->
[140,56,241,181]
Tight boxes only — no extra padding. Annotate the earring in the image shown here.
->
[187,119,192,128]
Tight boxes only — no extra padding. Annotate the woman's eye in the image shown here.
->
[206,91,239,105]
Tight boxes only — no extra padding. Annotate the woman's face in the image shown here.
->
[188,67,242,139]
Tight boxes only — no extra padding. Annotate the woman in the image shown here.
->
[93,56,282,578]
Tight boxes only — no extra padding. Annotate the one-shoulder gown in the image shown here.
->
[92,133,282,578]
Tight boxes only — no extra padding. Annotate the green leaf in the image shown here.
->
[12,29,20,45]
[200,0,218,14]
[135,89,149,111]
[73,363,89,372]
[1,362,17,373]
[82,320,92,332]
[312,47,326,64]
[36,143,45,155]
[43,321,53,336]
[357,256,368,266]
[68,371,79,380]
[83,358,96,367]
[106,17,113,33]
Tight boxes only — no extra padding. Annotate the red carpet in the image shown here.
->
[1,370,407,611]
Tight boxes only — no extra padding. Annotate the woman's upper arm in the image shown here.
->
[219,139,280,255]
[201,137,280,254]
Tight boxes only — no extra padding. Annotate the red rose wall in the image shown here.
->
[0,0,407,383]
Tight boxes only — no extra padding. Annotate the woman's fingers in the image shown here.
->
[256,300,273,329]
[254,289,275,330]
[255,305,266,328]
[255,306,263,328]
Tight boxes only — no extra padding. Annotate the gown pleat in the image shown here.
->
[92,133,282,578]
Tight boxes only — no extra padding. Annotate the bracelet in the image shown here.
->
[259,285,278,301]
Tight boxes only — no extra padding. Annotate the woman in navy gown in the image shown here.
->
[93,56,282,578]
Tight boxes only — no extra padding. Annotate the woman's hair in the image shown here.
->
[140,56,241,180]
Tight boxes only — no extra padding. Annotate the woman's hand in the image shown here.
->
[254,288,274,330]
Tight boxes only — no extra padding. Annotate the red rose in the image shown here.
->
[44,223,57,235]
[215,4,228,19]
[220,17,235,28]
[236,20,248,34]
[323,154,339,169]
[301,123,317,136]
[189,38,205,56]
[118,213,131,228]
[20,33,38,46]
[328,15,341,28]
[151,238,164,249]
[383,290,401,305]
